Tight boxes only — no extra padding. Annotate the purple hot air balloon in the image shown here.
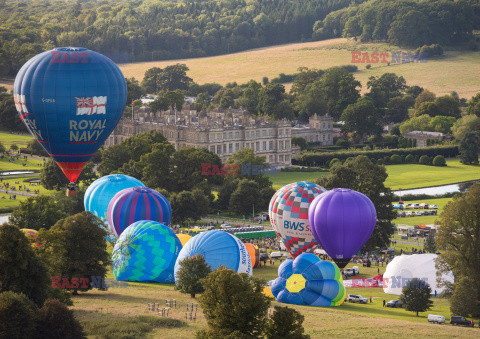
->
[308,188,376,269]
[107,187,171,237]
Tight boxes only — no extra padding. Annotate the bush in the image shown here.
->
[264,306,310,339]
[432,155,446,166]
[390,154,402,164]
[335,138,350,148]
[198,268,270,337]
[175,254,212,298]
[292,146,458,167]
[383,156,390,165]
[329,158,341,168]
[0,291,36,338]
[35,299,85,338]
[376,158,384,165]
[419,155,432,165]
[405,154,415,163]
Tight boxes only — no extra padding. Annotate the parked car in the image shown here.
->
[415,211,423,216]
[429,204,438,209]
[450,316,474,327]
[220,224,232,229]
[405,211,414,216]
[352,266,359,275]
[344,268,355,278]
[346,294,368,304]
[386,300,403,308]
[397,211,406,217]
[270,251,282,259]
[412,203,420,209]
[259,253,269,262]
[428,314,445,324]
[419,203,429,209]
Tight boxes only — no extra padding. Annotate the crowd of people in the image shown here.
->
[0,178,41,194]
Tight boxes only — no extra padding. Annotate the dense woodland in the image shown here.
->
[1,0,480,78]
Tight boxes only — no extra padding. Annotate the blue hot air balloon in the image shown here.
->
[84,174,145,222]
[174,230,252,279]
[308,188,377,268]
[112,220,181,283]
[13,47,127,183]
[108,187,171,237]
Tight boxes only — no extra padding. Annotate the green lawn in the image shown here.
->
[385,159,480,190]
[0,156,44,171]
[0,192,28,210]
[392,197,451,226]
[267,170,329,186]
[0,132,33,149]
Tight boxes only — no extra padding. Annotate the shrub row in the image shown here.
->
[293,146,458,166]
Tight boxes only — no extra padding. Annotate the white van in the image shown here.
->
[270,251,282,258]
[428,314,445,324]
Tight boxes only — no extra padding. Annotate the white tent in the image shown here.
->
[383,254,454,295]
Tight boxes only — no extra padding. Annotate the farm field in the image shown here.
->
[113,38,480,98]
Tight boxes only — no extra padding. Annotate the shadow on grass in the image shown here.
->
[75,309,187,339]
[338,302,428,320]
[72,291,162,305]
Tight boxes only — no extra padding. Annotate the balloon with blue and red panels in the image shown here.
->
[308,188,377,269]
[270,253,345,307]
[107,187,171,237]
[269,182,327,258]
[13,47,127,184]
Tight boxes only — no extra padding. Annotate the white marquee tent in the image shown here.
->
[383,253,454,295]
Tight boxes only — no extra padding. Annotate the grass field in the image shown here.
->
[70,263,478,338]
[117,38,480,98]
[0,157,44,171]
[385,159,480,190]
[0,132,33,149]
[267,159,480,191]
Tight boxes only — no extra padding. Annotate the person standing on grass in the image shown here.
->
[383,299,386,307]
[370,297,372,303]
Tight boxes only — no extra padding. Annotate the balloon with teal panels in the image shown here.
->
[270,253,345,307]
[84,174,145,222]
[112,220,181,283]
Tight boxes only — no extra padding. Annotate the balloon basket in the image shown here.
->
[66,189,77,197]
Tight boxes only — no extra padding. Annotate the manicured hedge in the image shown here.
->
[293,146,459,166]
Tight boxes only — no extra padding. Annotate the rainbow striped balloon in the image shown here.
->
[107,187,171,237]
[112,220,181,283]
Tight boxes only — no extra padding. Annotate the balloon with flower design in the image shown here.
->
[270,253,345,307]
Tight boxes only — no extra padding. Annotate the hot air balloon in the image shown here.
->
[176,234,192,247]
[244,243,260,268]
[308,188,377,268]
[13,47,127,191]
[270,253,345,307]
[269,182,326,258]
[84,174,145,222]
[108,187,171,237]
[112,220,181,283]
[20,229,41,247]
[174,230,252,279]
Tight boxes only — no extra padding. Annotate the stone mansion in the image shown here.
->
[104,105,334,166]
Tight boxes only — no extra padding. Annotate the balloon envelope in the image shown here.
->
[270,253,345,307]
[176,234,192,247]
[308,188,377,268]
[112,220,181,283]
[13,47,127,182]
[174,230,252,279]
[84,174,145,222]
[269,182,326,258]
[108,187,171,237]
[20,228,41,247]
[244,243,260,268]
